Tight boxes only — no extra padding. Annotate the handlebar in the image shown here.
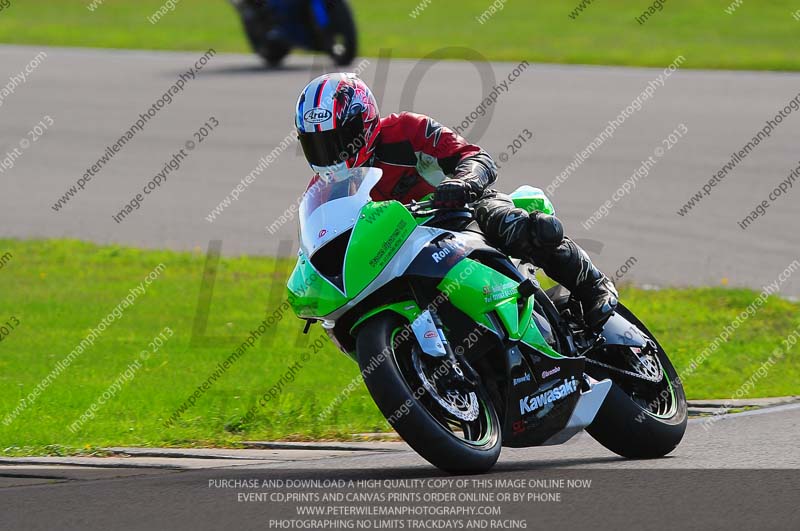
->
[404,199,474,218]
[404,199,436,216]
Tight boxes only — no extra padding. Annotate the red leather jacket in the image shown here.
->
[367,112,497,204]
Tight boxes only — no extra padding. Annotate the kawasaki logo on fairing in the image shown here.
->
[519,377,579,415]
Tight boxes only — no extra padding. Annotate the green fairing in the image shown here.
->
[344,201,417,296]
[286,254,348,319]
[288,184,562,357]
[288,200,417,320]
[520,318,564,359]
[349,300,421,334]
[437,258,563,359]
[510,185,556,216]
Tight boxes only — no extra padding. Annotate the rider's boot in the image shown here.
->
[530,235,618,330]
[474,193,618,330]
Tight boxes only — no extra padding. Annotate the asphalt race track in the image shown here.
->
[1,45,799,297]
[2,406,799,530]
[3,35,800,531]
[3,45,800,528]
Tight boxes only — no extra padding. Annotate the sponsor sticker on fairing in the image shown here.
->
[482,284,517,303]
[432,247,452,263]
[541,367,561,379]
[512,373,531,386]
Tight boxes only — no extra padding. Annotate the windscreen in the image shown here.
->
[300,169,370,218]
[298,167,383,256]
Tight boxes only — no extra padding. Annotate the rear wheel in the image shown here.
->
[356,314,501,474]
[585,304,687,458]
[324,0,357,66]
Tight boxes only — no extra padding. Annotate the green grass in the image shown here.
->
[1,239,798,456]
[1,1,800,70]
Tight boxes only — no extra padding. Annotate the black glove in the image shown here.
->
[434,179,477,207]
[529,212,564,248]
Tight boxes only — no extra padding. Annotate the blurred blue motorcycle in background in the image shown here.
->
[230,0,357,67]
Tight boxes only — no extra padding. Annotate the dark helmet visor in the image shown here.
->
[298,115,366,167]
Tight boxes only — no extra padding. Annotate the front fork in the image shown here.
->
[429,310,479,387]
[408,280,480,388]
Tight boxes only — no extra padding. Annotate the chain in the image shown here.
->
[584,356,664,383]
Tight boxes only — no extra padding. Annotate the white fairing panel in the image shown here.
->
[411,310,448,357]
[542,377,612,446]
[299,168,383,256]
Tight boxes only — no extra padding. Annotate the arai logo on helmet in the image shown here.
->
[304,107,332,124]
[318,229,327,238]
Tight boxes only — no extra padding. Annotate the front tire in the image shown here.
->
[356,314,501,474]
[586,304,687,458]
[260,41,291,67]
[234,1,291,67]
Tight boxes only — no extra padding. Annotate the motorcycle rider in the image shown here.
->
[294,73,618,329]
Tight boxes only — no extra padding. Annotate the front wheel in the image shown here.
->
[260,41,291,67]
[356,314,501,474]
[585,303,687,458]
[233,1,291,67]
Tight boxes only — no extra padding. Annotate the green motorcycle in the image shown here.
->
[287,168,687,474]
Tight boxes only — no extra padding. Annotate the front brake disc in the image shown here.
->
[412,348,479,422]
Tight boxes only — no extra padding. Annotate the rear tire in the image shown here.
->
[356,314,501,474]
[586,304,687,458]
[325,0,357,66]
[587,383,687,458]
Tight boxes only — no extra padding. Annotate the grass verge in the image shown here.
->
[1,1,800,70]
[0,238,798,456]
